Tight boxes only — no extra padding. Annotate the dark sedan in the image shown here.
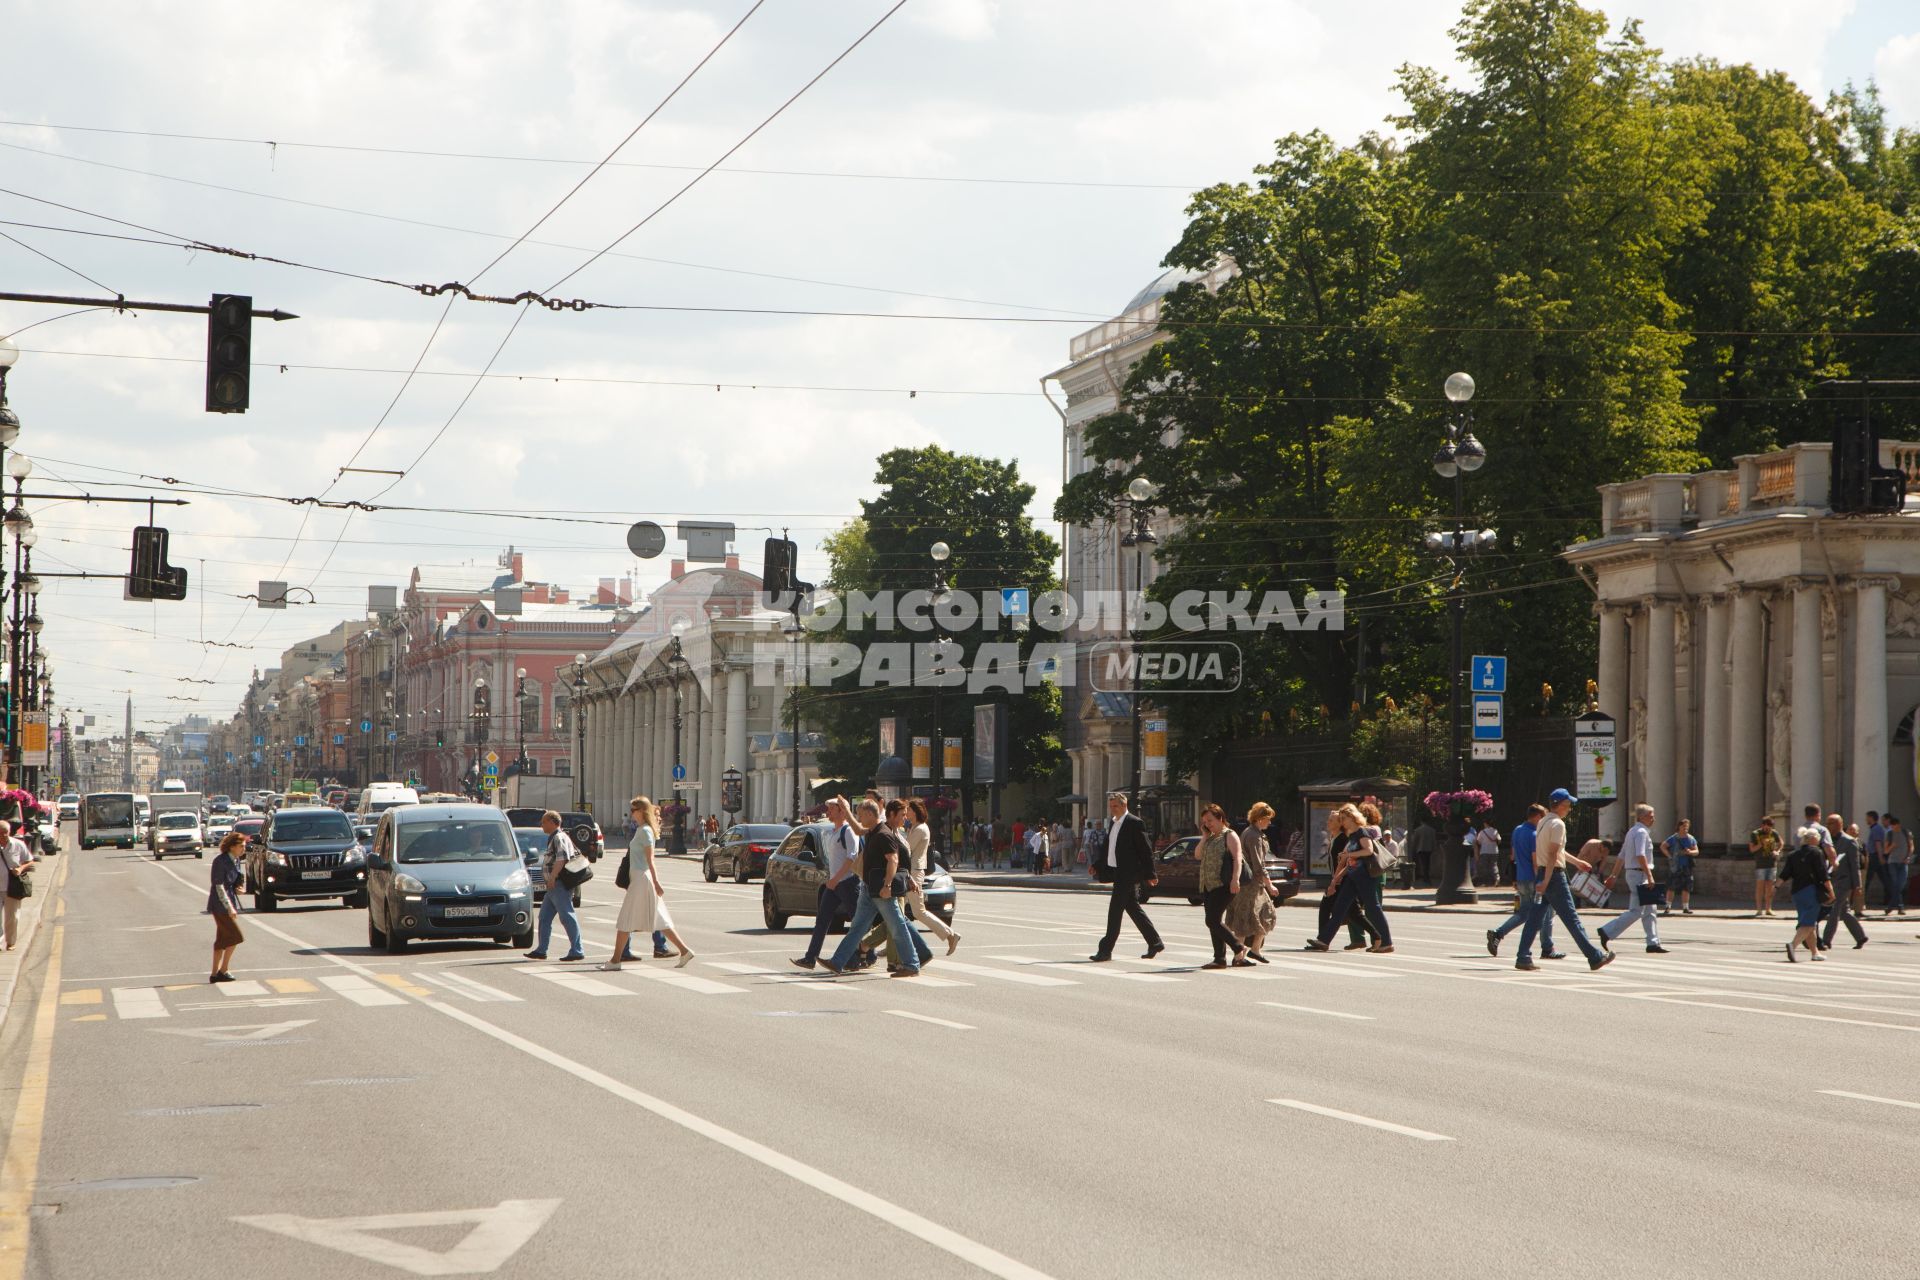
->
[1139,833,1301,906]
[761,822,956,931]
[702,823,792,883]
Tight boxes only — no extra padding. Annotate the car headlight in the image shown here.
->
[394,872,428,894]
[267,850,289,866]
[341,844,365,865]
[503,868,531,891]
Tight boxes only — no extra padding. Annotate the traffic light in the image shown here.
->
[1423,529,1498,556]
[205,293,251,413]
[128,525,189,601]
[762,536,811,610]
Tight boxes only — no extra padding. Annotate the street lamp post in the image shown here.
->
[5,454,34,781]
[514,667,530,779]
[930,540,951,850]
[470,677,488,800]
[1120,476,1159,811]
[569,654,588,811]
[784,616,805,823]
[667,624,689,853]
[1427,371,1492,906]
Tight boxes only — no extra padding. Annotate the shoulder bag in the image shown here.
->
[614,854,632,890]
[6,866,29,899]
[556,849,594,890]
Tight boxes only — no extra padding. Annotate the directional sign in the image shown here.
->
[1471,693,1504,741]
[235,1198,561,1276]
[333,734,346,746]
[1471,655,1507,693]
[672,763,687,782]
[672,780,702,790]
[1471,742,1508,761]
[295,736,307,747]
[253,735,265,746]
[387,731,398,742]
[360,720,372,734]
[482,763,498,778]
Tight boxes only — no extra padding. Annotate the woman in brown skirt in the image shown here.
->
[208,831,245,983]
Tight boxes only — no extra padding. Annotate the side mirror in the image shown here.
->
[365,854,388,872]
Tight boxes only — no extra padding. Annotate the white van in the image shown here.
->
[356,784,420,821]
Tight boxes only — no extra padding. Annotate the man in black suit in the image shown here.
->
[1091,792,1164,961]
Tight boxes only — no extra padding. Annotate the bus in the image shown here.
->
[80,792,139,850]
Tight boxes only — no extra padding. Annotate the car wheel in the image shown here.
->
[762,885,789,931]
[385,926,408,954]
[195,850,204,859]
[702,856,718,883]
[344,890,369,909]
[734,858,750,885]
[368,913,387,948]
[256,890,277,912]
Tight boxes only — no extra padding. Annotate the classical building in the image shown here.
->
[1565,438,1920,851]
[1044,263,1233,828]
[578,558,814,826]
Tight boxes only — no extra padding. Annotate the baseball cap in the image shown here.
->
[1547,787,1579,806]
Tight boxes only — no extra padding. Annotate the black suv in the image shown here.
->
[246,805,369,910]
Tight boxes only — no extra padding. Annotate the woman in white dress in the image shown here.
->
[601,796,693,970]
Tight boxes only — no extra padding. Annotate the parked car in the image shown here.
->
[245,805,368,911]
[761,821,956,931]
[1138,833,1301,906]
[512,826,583,906]
[702,824,793,883]
[150,811,204,859]
[364,803,533,952]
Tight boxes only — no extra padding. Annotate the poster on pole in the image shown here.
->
[942,736,962,777]
[911,736,931,780]
[1572,712,1618,805]
[20,712,47,766]
[1141,717,1168,774]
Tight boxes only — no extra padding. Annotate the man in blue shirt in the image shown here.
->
[1864,811,1887,912]
[1662,818,1698,915]
[1487,804,1559,958]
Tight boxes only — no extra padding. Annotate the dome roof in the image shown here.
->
[1122,266,1205,314]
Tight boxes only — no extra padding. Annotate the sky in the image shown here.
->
[0,0,1914,738]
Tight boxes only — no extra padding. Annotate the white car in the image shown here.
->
[56,794,79,821]
[205,816,237,846]
[151,811,204,859]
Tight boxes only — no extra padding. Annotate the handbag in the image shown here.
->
[6,867,29,899]
[1818,879,1835,906]
[614,855,632,890]
[557,852,594,890]
[1635,882,1668,907]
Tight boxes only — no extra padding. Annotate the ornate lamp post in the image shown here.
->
[667,622,689,853]
[514,666,530,778]
[1120,476,1158,810]
[929,540,951,849]
[783,615,805,822]
[569,653,589,811]
[470,676,489,799]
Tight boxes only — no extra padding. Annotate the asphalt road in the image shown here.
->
[5,833,1920,1280]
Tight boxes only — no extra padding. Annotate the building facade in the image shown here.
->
[1566,438,1920,851]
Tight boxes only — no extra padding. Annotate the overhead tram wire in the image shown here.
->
[0,226,118,294]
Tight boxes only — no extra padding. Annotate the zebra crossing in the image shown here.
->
[60,911,1920,1037]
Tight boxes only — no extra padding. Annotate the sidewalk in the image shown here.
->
[0,830,67,1036]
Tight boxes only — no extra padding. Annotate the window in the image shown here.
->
[554,759,571,777]
[553,690,572,735]
[520,684,540,736]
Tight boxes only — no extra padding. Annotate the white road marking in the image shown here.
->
[885,1009,974,1031]
[517,969,633,998]
[157,1020,315,1042]
[111,988,168,1019]
[1259,1002,1374,1021]
[236,1198,561,1276]
[1817,1089,1920,1111]
[217,980,270,998]
[1267,1098,1453,1141]
[1259,959,1402,980]
[936,959,1078,987]
[620,967,747,997]
[987,954,1181,983]
[121,923,186,932]
[318,975,407,1007]
[417,971,522,1003]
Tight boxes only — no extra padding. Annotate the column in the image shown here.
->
[1699,595,1731,846]
[706,669,727,822]
[725,666,750,779]
[1728,589,1766,839]
[1596,602,1629,841]
[1642,597,1677,827]
[1852,576,1895,825]
[634,679,653,801]
[613,690,631,799]
[1789,578,1826,814]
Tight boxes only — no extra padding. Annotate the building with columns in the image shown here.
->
[576,559,814,826]
[1565,438,1920,852]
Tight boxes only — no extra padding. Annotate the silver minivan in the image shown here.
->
[364,804,533,953]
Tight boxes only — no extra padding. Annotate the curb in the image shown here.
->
[0,831,66,1039]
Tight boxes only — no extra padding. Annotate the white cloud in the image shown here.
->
[1633,0,1856,97]
[1876,31,1920,124]
[913,0,1002,42]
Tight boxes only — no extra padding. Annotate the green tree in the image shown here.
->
[804,446,1062,792]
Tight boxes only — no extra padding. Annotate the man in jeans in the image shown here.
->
[525,811,585,962]
[824,799,920,978]
[791,797,864,970]
[1863,811,1886,915]
[1882,814,1911,916]
[1598,803,1668,954]
[1487,804,1560,959]
[1515,789,1613,972]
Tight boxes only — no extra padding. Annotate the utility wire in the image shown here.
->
[0,226,117,294]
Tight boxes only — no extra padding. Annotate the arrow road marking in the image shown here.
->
[235,1198,561,1276]
[157,1019,315,1042]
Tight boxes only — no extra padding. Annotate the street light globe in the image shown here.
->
[1444,371,1475,403]
[18,525,35,548]
[0,337,17,370]
[5,452,30,480]
[1455,432,1487,473]
[474,676,486,690]
[930,540,950,562]
[24,612,42,636]
[671,619,689,638]
[574,652,587,668]
[20,572,38,598]
[1127,476,1154,503]
[0,407,20,448]
[516,667,527,681]
[1431,443,1460,478]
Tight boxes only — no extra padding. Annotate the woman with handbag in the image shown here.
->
[207,832,246,982]
[1306,804,1394,954]
[1196,804,1250,969]
[1782,826,1833,963]
[3,818,36,950]
[1226,802,1278,963]
[601,796,692,971]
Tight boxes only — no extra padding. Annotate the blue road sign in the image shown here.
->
[1001,587,1030,618]
[1472,693,1504,741]
[672,763,687,782]
[333,734,345,746]
[361,720,372,733]
[482,763,498,778]
[387,731,398,742]
[294,735,307,747]
[253,735,264,746]
[1471,655,1507,693]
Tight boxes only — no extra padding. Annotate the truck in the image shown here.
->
[499,774,575,812]
[79,792,139,850]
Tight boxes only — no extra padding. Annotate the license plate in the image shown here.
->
[301,870,331,880]
[442,905,488,918]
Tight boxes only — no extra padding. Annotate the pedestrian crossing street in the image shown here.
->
[58,909,1920,1034]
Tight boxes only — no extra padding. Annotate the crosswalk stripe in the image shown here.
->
[1268,1098,1452,1141]
[1259,959,1402,980]
[416,971,521,1003]
[374,973,433,997]
[621,968,746,996]
[317,975,407,1007]
[111,988,169,1019]
[937,959,1078,987]
[1260,1001,1374,1021]
[706,961,972,990]
[987,954,1182,983]
[885,1009,975,1031]
[266,978,318,994]
[59,989,103,1005]
[217,980,269,998]
[518,969,634,997]
[1817,1089,1920,1111]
